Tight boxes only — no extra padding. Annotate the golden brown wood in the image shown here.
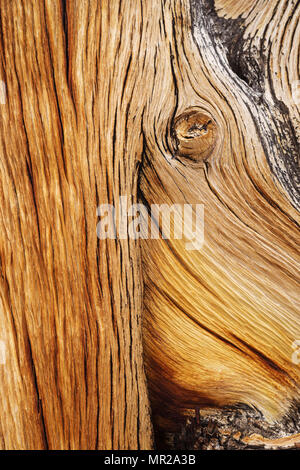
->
[0,0,153,450]
[0,0,299,450]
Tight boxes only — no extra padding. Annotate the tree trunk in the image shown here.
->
[0,0,299,450]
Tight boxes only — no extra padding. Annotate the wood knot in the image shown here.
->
[172,109,217,165]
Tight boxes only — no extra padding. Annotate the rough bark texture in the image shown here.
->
[0,0,299,450]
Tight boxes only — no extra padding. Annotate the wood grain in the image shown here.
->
[140,0,300,446]
[0,0,299,450]
[0,0,153,450]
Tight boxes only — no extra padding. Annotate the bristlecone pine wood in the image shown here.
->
[0,0,299,451]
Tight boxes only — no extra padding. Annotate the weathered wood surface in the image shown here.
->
[141,0,300,449]
[0,0,153,450]
[0,0,299,450]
